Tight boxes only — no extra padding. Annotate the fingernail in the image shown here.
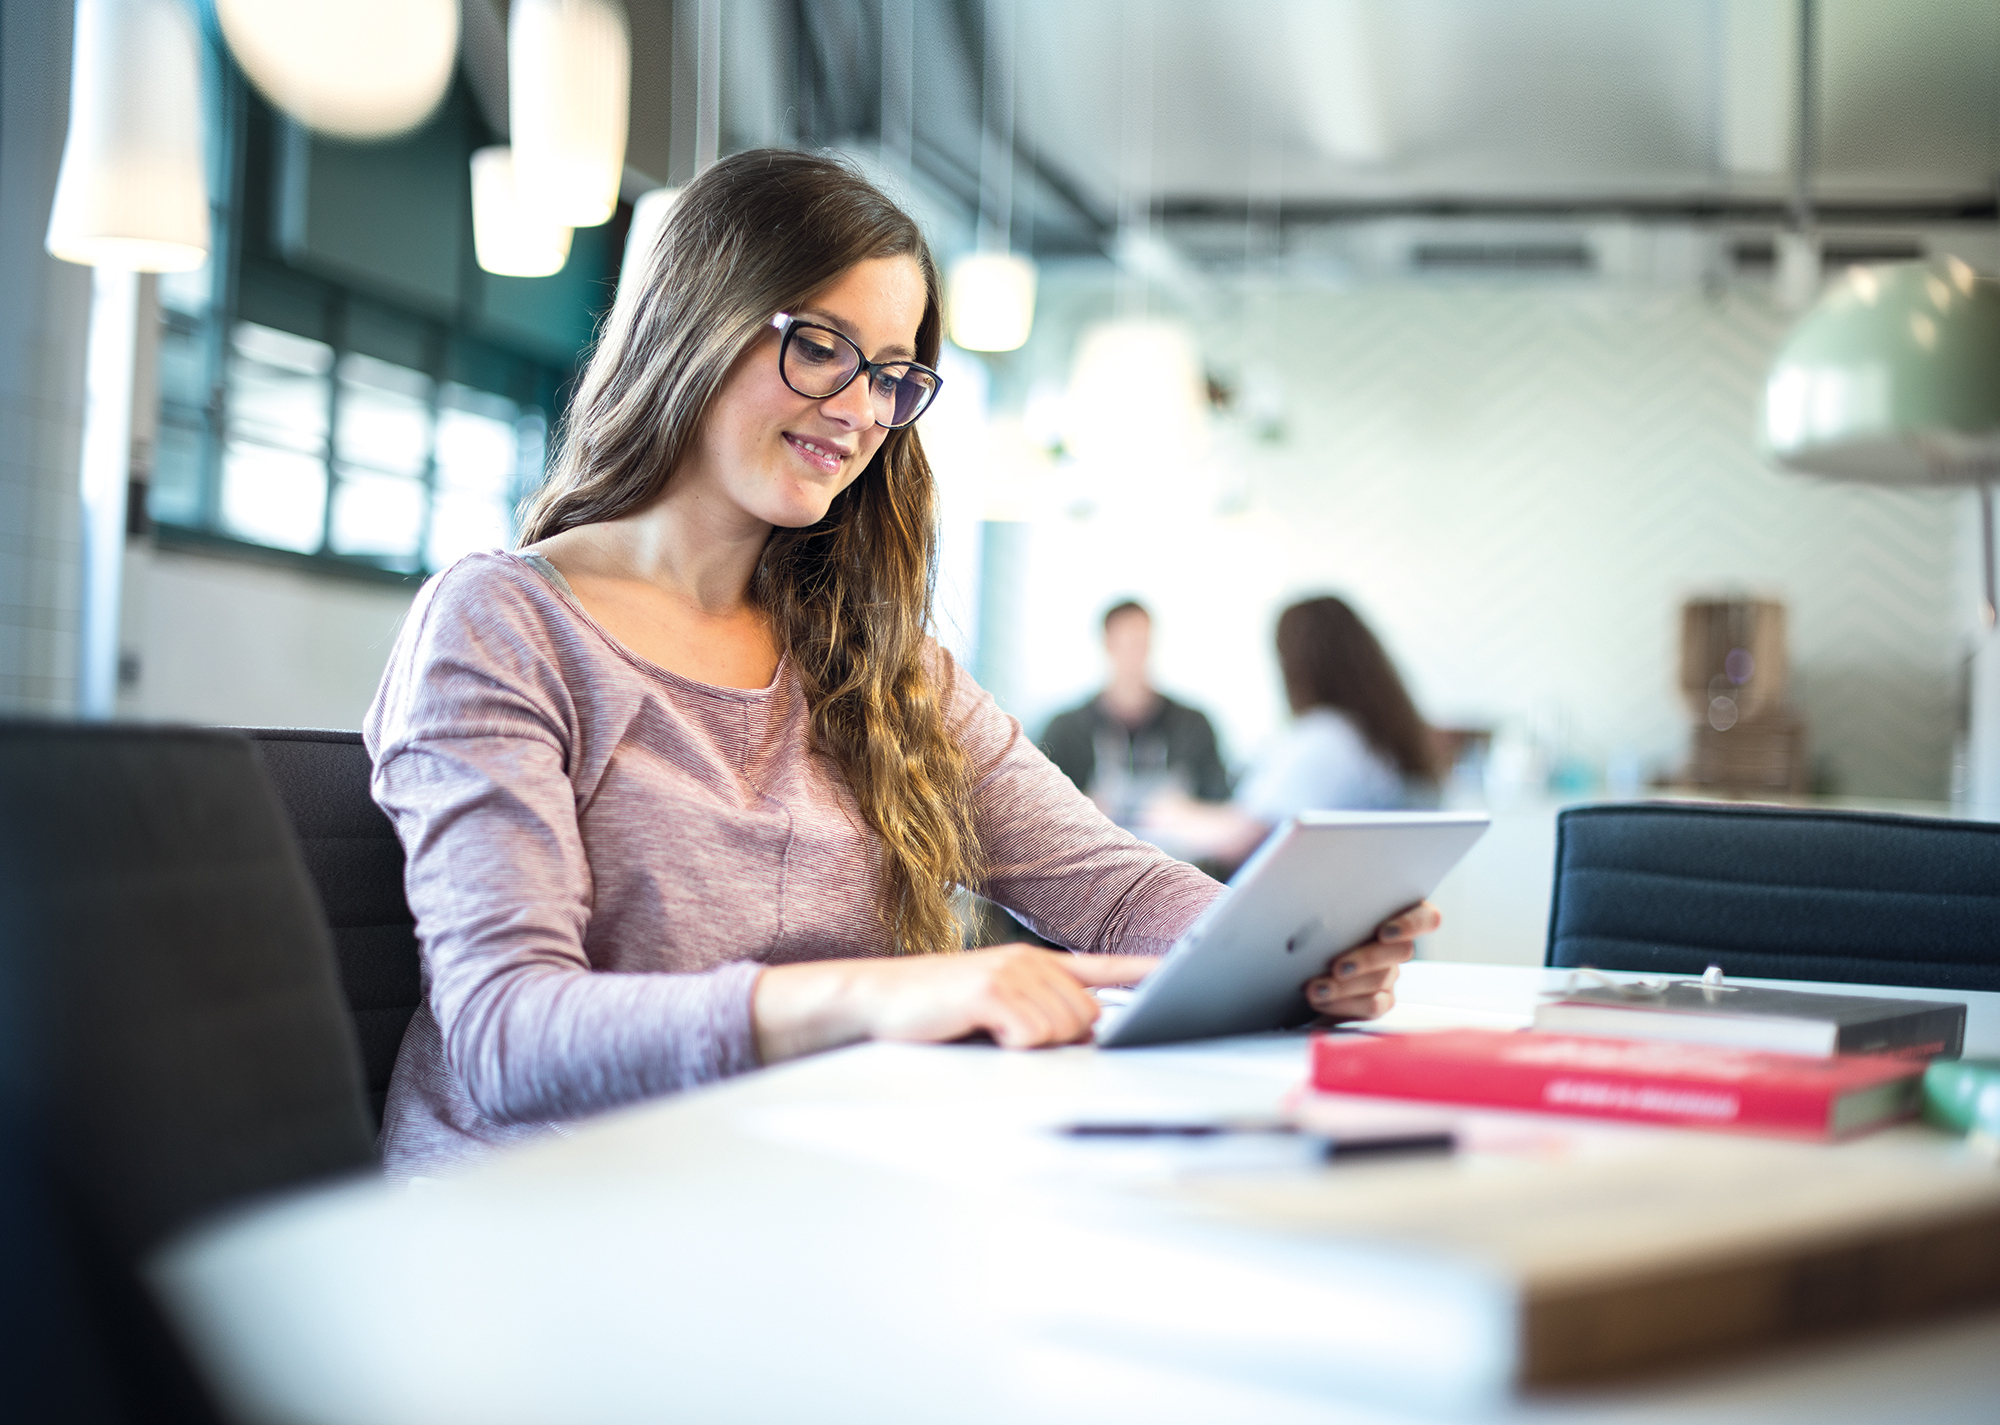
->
[1379,921,1405,941]
[1337,959,1358,979]
[1309,982,1333,1003]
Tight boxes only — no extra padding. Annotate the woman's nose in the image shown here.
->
[821,372,876,429]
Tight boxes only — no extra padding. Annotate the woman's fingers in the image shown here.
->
[991,976,1090,1048]
[1312,987,1397,1021]
[966,945,1103,1048]
[1318,898,1438,985]
[1307,960,1402,1020]
[1377,900,1442,942]
[1060,952,1162,987]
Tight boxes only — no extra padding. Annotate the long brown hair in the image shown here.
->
[1274,597,1440,782]
[519,149,977,954]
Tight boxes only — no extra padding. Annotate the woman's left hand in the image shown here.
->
[1303,901,1440,1022]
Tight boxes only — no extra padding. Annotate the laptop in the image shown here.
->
[1095,810,1491,1048]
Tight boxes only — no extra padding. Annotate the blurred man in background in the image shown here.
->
[1039,602,1231,840]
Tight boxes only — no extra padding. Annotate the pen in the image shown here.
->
[1058,1121,1457,1160]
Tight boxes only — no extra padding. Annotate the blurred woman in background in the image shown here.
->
[1141,595,1441,871]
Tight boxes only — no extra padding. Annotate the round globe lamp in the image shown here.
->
[217,0,458,140]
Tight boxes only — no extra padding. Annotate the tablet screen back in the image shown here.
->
[1097,811,1490,1048]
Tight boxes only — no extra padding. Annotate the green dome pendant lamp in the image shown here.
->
[1762,257,2000,620]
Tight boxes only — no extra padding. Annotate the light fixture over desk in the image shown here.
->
[1762,257,2000,619]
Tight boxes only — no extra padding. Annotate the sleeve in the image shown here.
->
[363,559,762,1130]
[945,653,1223,955]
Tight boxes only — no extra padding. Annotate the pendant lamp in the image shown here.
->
[948,252,1037,353]
[471,146,574,278]
[216,0,457,140]
[1762,257,2000,612]
[510,0,631,228]
[613,186,680,305]
[46,0,209,272]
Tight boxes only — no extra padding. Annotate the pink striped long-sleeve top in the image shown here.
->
[362,552,1222,1176]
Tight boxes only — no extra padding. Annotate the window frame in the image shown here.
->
[149,11,574,587]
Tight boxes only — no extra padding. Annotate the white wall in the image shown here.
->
[980,272,1970,803]
[121,544,416,730]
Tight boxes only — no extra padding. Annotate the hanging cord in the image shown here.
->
[976,0,1016,252]
[695,0,720,172]
[1114,0,1154,319]
[880,0,913,178]
[1790,0,1816,237]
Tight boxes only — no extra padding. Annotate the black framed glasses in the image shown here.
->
[769,313,942,429]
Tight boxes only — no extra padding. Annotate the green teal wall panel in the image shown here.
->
[274,105,468,318]
[471,222,615,366]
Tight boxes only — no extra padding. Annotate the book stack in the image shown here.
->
[1311,1029,1926,1139]
[1310,977,1968,1140]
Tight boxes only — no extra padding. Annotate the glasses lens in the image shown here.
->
[875,365,939,427]
[782,324,860,397]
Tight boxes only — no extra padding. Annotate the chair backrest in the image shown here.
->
[0,724,378,1246]
[243,729,420,1130]
[1547,802,2000,990]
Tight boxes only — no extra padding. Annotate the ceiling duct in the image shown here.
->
[1409,241,1595,275]
[1731,236,1928,274]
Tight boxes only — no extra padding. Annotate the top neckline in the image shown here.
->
[503,549,788,701]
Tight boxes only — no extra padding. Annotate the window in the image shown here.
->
[149,15,576,582]
[158,296,559,577]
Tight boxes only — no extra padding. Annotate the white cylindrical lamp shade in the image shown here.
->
[471,147,574,278]
[622,187,680,282]
[611,186,680,315]
[510,0,631,228]
[948,251,1038,352]
[216,0,458,140]
[46,0,210,272]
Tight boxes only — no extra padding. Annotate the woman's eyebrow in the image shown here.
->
[798,307,916,360]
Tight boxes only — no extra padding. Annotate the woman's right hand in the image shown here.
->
[752,946,1159,1064]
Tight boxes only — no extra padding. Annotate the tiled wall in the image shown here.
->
[0,0,89,717]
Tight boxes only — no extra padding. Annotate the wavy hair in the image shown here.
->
[1274,597,1440,783]
[519,150,978,954]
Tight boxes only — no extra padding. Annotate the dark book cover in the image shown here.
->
[1534,980,1965,1058]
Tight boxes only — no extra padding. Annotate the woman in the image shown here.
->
[364,151,1428,1178]
[1141,596,1441,870]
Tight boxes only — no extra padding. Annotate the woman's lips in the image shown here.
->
[784,433,848,475]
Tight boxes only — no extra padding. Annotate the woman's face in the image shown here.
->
[679,254,928,531]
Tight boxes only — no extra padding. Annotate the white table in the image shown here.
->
[155,964,2000,1425]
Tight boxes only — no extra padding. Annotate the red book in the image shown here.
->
[1309,1030,1926,1139]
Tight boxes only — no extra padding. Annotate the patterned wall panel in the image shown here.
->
[984,282,1963,802]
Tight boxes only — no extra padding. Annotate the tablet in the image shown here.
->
[1095,810,1490,1048]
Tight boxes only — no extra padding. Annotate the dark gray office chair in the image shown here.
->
[1547,802,2000,990]
[244,728,422,1131]
[0,723,380,1422]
